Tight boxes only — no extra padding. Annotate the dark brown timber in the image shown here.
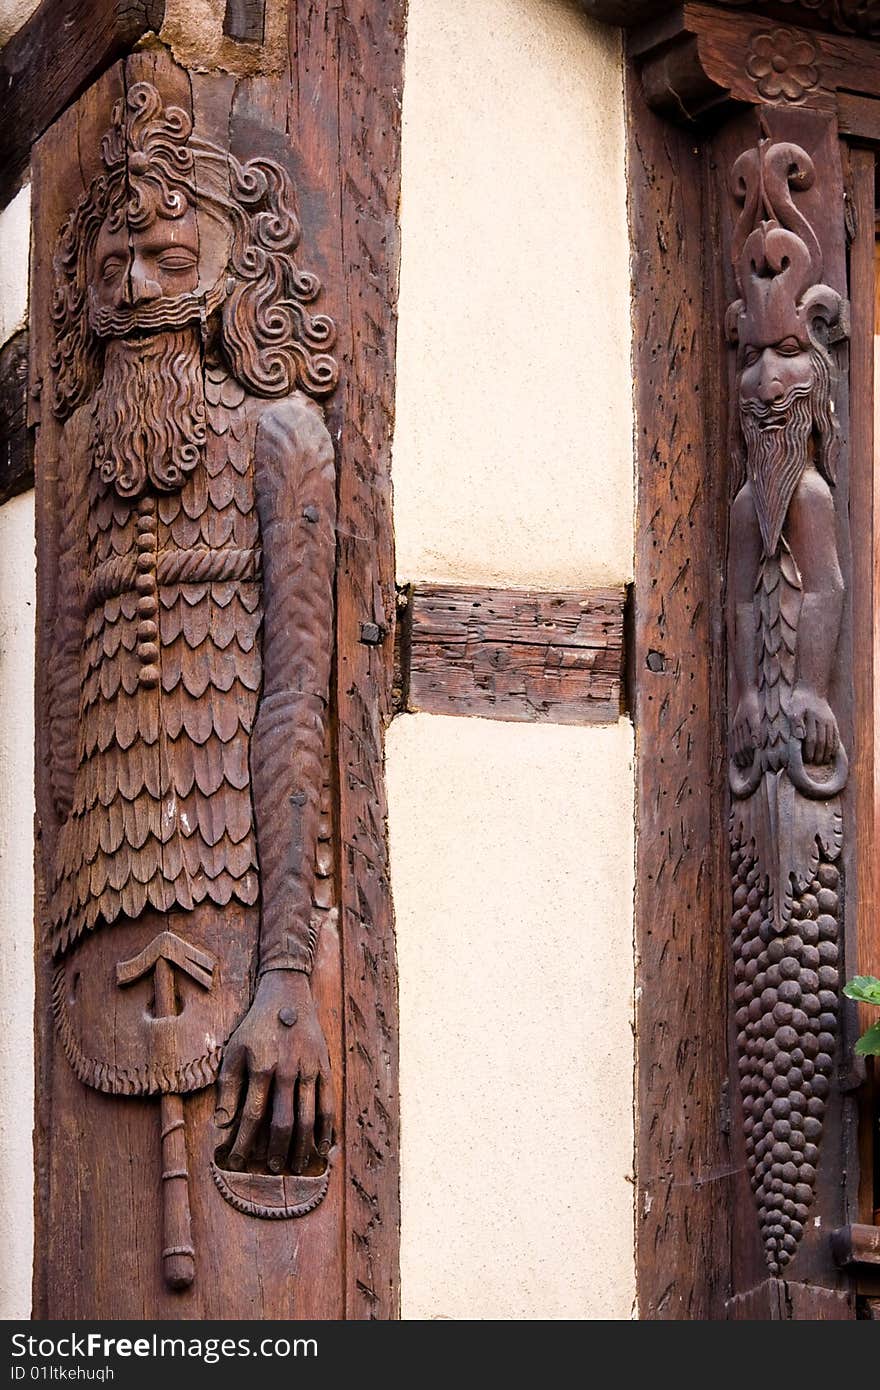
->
[0,329,31,505]
[402,584,625,725]
[30,4,404,1319]
[0,0,164,206]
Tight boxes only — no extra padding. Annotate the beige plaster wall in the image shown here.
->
[390,0,636,1320]
[388,716,635,1320]
[0,0,38,47]
[393,0,633,590]
[0,184,30,345]
[0,491,36,1320]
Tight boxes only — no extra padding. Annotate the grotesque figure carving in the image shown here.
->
[726,137,847,1276]
[45,82,339,1287]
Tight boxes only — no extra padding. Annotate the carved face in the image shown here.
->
[88,201,232,340]
[738,335,814,420]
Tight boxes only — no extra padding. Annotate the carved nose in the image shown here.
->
[127,269,162,305]
[758,367,784,405]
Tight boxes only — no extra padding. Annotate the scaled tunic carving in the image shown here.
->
[44,82,340,1287]
[726,136,847,1275]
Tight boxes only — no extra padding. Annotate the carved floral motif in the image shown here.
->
[746,29,820,100]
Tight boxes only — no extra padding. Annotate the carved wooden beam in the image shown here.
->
[397,584,626,725]
[630,3,880,126]
[626,0,880,1320]
[0,329,30,505]
[0,0,165,205]
[582,0,880,37]
[29,15,405,1318]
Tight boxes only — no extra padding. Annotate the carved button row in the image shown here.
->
[135,496,160,688]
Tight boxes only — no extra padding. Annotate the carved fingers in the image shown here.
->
[790,687,839,766]
[732,689,761,768]
[214,969,336,1176]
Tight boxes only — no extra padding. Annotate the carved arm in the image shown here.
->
[250,396,337,976]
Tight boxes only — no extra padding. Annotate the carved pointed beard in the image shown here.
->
[741,385,813,557]
[91,329,207,497]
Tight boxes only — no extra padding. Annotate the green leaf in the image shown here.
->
[854,1021,880,1057]
[843,975,880,1006]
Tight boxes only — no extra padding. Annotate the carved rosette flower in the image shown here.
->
[746,29,820,101]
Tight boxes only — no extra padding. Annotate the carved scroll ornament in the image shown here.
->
[43,81,340,1289]
[726,135,847,1276]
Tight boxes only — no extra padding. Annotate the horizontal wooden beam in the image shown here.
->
[0,0,164,205]
[832,1224,880,1268]
[396,583,626,726]
[0,330,31,505]
[581,1,880,37]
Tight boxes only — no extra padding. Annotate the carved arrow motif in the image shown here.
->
[116,930,216,998]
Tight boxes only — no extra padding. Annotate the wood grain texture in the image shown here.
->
[628,62,734,1320]
[223,0,265,43]
[846,146,879,1228]
[0,0,164,206]
[584,0,880,37]
[832,1222,880,1266]
[402,584,625,725]
[727,1276,855,1317]
[217,0,405,1319]
[0,329,31,505]
[630,4,880,128]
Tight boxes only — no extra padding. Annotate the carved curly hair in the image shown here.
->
[51,81,338,421]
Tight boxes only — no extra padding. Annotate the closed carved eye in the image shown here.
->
[775,337,803,357]
[742,345,761,367]
[156,248,198,272]
[100,255,127,282]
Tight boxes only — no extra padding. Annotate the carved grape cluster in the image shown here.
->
[731,844,840,1273]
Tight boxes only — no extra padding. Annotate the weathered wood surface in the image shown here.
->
[402,584,625,725]
[31,4,404,1319]
[628,62,733,1320]
[223,0,265,43]
[585,0,880,37]
[630,4,880,128]
[0,0,163,206]
[832,1222,880,1267]
[0,329,30,505]
[846,146,879,1228]
[726,1277,855,1318]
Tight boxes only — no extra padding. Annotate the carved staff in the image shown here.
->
[117,932,216,1289]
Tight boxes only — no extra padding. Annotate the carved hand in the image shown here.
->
[732,688,761,768]
[789,684,839,767]
[214,970,335,1175]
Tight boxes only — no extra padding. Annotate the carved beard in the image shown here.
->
[90,328,207,497]
[740,384,813,557]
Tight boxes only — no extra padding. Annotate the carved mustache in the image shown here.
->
[740,380,813,429]
[88,275,227,339]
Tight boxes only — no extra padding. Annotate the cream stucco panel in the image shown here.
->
[0,183,30,345]
[387,714,635,1320]
[0,0,39,48]
[0,491,36,1320]
[394,0,633,589]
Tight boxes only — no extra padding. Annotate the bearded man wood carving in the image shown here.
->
[726,136,847,1276]
[43,81,339,1290]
